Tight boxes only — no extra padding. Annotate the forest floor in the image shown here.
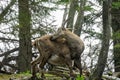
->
[0,73,65,80]
[0,67,82,80]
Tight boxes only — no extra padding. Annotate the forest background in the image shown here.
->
[0,0,120,80]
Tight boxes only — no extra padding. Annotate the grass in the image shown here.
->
[0,73,62,80]
[0,74,30,80]
[0,71,84,80]
[76,75,84,80]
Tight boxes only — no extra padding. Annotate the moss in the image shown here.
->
[0,73,62,80]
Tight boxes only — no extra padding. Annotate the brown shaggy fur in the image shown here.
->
[31,35,74,79]
[51,27,85,75]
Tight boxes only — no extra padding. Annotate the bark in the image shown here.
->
[66,0,78,29]
[61,4,68,27]
[17,0,32,72]
[74,0,86,36]
[89,0,111,80]
[111,0,120,72]
[0,0,16,23]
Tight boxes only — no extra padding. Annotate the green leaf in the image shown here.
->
[112,2,120,9]
[84,6,93,11]
[59,0,69,2]
[76,75,84,80]
[112,32,120,40]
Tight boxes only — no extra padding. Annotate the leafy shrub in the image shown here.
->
[76,75,84,80]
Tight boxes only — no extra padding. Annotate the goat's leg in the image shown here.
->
[66,59,76,80]
[39,57,48,79]
[31,63,38,78]
[31,62,38,79]
[64,56,75,78]
[31,56,43,77]
[31,56,47,79]
[74,55,82,76]
[31,61,38,77]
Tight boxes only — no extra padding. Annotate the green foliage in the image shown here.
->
[114,44,120,49]
[56,0,69,4]
[112,2,120,9]
[41,0,49,2]
[112,31,120,40]
[19,71,31,75]
[58,0,69,2]
[84,6,93,11]
[113,31,120,51]
[76,75,84,80]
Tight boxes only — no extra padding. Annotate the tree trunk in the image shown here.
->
[66,0,78,29]
[17,0,32,72]
[111,0,120,72]
[74,0,86,36]
[89,0,111,80]
[61,4,68,27]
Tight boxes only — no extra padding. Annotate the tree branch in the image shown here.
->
[0,47,19,57]
[4,63,18,70]
[3,56,17,62]
[0,0,16,22]
[0,37,18,42]
[103,75,120,80]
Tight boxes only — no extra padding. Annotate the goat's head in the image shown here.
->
[32,38,47,49]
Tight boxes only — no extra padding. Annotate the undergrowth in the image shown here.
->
[76,75,84,80]
[0,71,85,80]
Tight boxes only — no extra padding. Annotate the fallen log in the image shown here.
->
[103,75,120,80]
